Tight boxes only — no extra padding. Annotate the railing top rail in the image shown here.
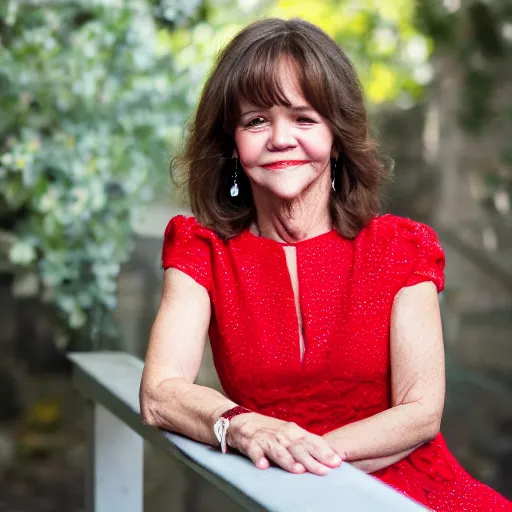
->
[69,351,426,512]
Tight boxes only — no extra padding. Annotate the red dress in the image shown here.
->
[162,213,512,511]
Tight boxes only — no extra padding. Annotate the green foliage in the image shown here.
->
[414,0,512,218]
[460,68,495,133]
[272,0,432,105]
[0,0,201,347]
[416,0,512,134]
[467,1,505,59]
[414,0,458,46]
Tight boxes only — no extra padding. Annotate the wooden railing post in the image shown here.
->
[86,401,143,512]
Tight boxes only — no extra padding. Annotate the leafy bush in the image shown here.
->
[0,0,201,348]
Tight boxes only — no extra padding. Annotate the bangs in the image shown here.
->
[223,38,330,133]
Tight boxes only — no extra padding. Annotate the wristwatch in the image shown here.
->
[213,406,252,453]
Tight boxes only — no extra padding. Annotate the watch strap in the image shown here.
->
[220,405,251,421]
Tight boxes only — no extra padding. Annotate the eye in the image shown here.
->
[297,116,316,124]
[246,117,266,127]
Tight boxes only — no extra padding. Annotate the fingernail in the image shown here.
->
[257,458,269,469]
[293,463,305,473]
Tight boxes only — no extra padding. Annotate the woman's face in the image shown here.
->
[233,64,335,202]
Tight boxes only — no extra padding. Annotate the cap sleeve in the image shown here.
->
[402,220,445,293]
[161,215,213,293]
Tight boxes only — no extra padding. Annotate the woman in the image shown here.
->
[140,18,511,510]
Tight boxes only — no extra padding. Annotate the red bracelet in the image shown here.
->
[220,405,252,421]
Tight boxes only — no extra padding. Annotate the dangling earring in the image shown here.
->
[331,154,343,192]
[230,158,239,197]
[331,157,336,192]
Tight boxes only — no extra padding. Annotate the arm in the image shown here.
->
[349,444,421,474]
[140,268,341,475]
[139,268,237,446]
[324,282,445,469]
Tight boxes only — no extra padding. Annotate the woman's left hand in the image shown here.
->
[227,412,344,475]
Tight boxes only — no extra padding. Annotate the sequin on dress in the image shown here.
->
[162,213,512,511]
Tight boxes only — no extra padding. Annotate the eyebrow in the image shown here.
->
[240,105,316,116]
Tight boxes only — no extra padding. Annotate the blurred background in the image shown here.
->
[0,0,511,510]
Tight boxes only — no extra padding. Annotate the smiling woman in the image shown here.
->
[142,17,512,512]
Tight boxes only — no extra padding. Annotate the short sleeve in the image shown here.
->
[161,215,214,293]
[402,220,445,293]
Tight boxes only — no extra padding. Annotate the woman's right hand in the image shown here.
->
[226,413,343,475]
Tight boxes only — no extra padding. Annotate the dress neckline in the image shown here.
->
[241,226,341,247]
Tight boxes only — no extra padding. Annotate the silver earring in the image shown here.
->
[331,158,336,192]
[230,159,239,197]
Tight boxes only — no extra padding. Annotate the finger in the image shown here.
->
[265,442,306,474]
[281,425,343,469]
[288,444,331,476]
[256,457,270,470]
[245,443,270,470]
[306,438,343,468]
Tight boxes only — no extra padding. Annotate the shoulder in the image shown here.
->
[161,215,223,291]
[358,214,445,292]
[163,214,221,243]
[359,214,441,251]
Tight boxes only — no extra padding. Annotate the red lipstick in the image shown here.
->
[261,160,311,170]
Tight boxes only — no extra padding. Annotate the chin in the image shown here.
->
[251,168,325,201]
[264,182,310,201]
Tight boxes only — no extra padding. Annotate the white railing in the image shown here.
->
[69,351,427,512]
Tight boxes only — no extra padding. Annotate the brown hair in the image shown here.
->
[172,17,390,239]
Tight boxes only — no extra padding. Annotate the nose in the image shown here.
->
[267,118,296,151]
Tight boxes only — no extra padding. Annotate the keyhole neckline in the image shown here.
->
[242,226,340,247]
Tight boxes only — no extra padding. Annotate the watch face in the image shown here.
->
[214,417,229,444]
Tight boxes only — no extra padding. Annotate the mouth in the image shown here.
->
[261,160,312,170]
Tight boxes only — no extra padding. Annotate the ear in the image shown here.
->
[232,147,238,159]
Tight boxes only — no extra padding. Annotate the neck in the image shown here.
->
[251,181,332,243]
